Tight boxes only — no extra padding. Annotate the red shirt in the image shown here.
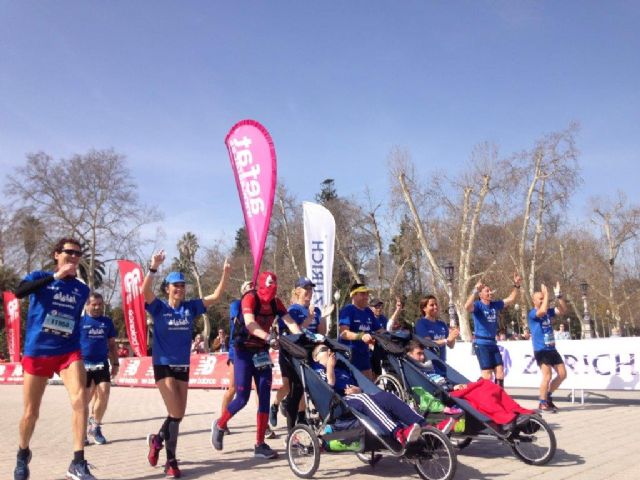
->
[241,293,287,350]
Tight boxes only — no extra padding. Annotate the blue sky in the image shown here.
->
[1,1,639,256]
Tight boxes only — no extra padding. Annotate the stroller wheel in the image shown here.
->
[510,415,556,465]
[375,374,408,403]
[286,424,321,478]
[415,426,457,480]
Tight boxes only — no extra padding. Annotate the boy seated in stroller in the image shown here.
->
[405,340,533,430]
[311,344,425,446]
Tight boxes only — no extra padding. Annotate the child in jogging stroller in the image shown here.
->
[374,332,557,466]
[278,333,457,480]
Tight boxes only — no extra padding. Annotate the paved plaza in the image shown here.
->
[1,384,638,480]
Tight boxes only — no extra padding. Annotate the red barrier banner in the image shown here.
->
[117,260,148,357]
[113,352,283,389]
[1,354,283,389]
[0,362,24,384]
[3,291,21,362]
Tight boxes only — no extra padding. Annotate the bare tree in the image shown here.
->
[5,149,162,291]
[590,191,640,329]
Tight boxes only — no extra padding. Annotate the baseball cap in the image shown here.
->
[165,272,186,284]
[295,276,316,288]
[349,283,372,297]
[369,298,384,307]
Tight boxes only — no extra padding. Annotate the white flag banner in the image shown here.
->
[303,201,335,319]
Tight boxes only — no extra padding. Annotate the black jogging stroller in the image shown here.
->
[373,332,557,466]
[278,333,457,480]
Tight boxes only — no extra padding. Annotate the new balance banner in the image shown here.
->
[2,291,21,362]
[303,202,336,321]
[117,260,148,357]
[225,120,277,282]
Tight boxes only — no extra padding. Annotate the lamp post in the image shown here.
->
[580,281,593,339]
[333,290,341,340]
[443,261,457,328]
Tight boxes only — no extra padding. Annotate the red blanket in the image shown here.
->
[449,379,534,424]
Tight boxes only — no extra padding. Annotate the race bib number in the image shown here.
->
[85,362,105,371]
[252,351,273,370]
[544,332,555,347]
[43,313,75,337]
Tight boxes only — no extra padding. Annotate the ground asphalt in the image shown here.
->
[0,385,638,479]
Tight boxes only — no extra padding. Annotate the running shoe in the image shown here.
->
[13,449,31,480]
[547,395,559,412]
[265,427,276,439]
[396,423,421,446]
[211,420,224,450]
[164,460,181,478]
[147,433,163,466]
[92,425,107,445]
[87,416,96,437]
[254,442,278,459]
[279,398,289,417]
[269,403,279,427]
[538,400,555,413]
[65,460,96,480]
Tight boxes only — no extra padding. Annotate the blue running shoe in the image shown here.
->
[14,449,31,480]
[66,460,96,480]
[211,420,224,450]
[92,425,107,445]
[254,442,278,459]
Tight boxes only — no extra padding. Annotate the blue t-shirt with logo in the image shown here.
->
[472,300,504,345]
[528,307,557,352]
[146,298,206,366]
[286,304,322,334]
[415,317,450,362]
[312,361,356,396]
[80,314,117,363]
[22,271,90,357]
[338,304,382,364]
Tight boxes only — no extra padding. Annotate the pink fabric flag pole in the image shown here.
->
[225,120,277,283]
[117,260,148,357]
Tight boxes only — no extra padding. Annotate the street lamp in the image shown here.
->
[580,280,593,339]
[443,261,457,328]
[333,290,341,340]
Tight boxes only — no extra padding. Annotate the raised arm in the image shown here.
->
[553,282,568,316]
[535,284,550,317]
[502,272,522,306]
[142,250,165,304]
[202,259,231,308]
[465,281,482,312]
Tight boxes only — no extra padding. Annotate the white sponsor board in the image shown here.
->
[446,338,639,391]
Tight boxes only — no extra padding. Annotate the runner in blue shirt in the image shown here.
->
[528,282,568,412]
[339,283,385,381]
[270,277,332,430]
[414,295,459,375]
[12,237,94,480]
[464,273,521,388]
[143,249,230,478]
[80,292,118,445]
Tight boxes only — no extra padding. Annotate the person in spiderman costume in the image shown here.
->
[211,271,302,459]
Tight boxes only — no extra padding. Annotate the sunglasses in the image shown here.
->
[316,346,330,355]
[171,283,186,288]
[61,249,82,257]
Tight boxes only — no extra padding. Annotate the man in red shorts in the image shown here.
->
[13,237,93,480]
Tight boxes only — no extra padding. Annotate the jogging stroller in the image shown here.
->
[373,332,556,466]
[278,333,457,480]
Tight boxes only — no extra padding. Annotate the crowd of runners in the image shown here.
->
[10,236,570,479]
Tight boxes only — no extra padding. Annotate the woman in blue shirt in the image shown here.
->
[142,249,230,478]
